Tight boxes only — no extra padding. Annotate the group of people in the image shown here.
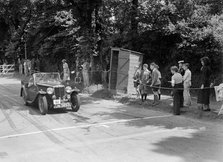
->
[133,56,212,116]
[18,57,40,76]
[170,61,192,115]
[133,62,162,106]
[62,59,92,87]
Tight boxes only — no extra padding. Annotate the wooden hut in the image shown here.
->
[109,47,143,94]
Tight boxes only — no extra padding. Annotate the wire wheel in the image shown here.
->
[71,94,80,112]
[38,95,48,115]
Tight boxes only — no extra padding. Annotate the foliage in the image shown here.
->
[0,0,222,83]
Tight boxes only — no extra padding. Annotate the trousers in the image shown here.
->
[173,83,183,115]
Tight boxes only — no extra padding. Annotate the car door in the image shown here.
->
[27,77,38,101]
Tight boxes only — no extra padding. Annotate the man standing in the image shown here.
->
[170,66,183,115]
[23,59,28,76]
[82,60,90,88]
[139,64,150,103]
[35,57,40,72]
[150,62,161,105]
[183,63,192,107]
[31,57,35,73]
[156,64,162,100]
[178,60,184,107]
[18,58,23,75]
[26,59,31,75]
[178,60,185,76]
[62,59,70,82]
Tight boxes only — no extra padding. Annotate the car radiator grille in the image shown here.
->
[54,87,65,99]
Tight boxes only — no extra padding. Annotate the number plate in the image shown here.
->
[61,103,71,107]
[53,100,61,105]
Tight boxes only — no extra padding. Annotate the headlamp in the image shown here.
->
[65,86,72,93]
[47,87,54,94]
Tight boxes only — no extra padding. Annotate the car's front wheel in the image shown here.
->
[71,94,80,112]
[38,95,48,115]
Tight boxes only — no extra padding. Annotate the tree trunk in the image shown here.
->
[130,0,138,50]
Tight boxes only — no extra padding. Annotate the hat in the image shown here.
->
[62,59,66,62]
[178,60,184,64]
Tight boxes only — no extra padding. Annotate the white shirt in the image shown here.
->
[157,70,161,79]
[183,69,191,83]
[171,73,183,86]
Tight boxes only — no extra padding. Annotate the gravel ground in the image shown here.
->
[113,93,223,121]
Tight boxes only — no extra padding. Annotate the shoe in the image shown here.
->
[203,109,211,112]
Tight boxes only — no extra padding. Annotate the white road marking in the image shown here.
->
[101,125,110,128]
[2,94,18,97]
[95,124,110,128]
[0,114,172,139]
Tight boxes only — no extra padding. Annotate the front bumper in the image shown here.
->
[53,99,71,108]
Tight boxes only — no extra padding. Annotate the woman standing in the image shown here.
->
[183,63,192,107]
[197,57,211,111]
[170,66,183,115]
[133,65,141,97]
[139,64,151,103]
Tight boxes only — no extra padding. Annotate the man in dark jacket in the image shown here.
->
[178,60,185,76]
[178,60,184,107]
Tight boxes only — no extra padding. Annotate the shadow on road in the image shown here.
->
[82,95,223,162]
[152,129,223,162]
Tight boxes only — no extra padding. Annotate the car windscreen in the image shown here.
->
[34,73,61,84]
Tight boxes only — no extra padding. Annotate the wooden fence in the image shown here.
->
[0,64,15,76]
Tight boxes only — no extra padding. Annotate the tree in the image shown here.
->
[0,0,221,84]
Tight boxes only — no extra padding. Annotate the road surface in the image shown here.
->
[0,77,222,162]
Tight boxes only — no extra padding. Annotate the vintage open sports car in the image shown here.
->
[20,72,80,115]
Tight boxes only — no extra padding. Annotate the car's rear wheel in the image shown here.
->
[38,95,48,115]
[71,94,80,112]
[22,90,28,106]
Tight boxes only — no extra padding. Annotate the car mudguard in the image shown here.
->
[38,90,47,95]
[32,91,48,105]
[71,89,79,95]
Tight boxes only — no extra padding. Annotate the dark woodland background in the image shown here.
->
[0,0,222,87]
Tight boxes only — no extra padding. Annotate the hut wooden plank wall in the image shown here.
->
[109,47,143,94]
